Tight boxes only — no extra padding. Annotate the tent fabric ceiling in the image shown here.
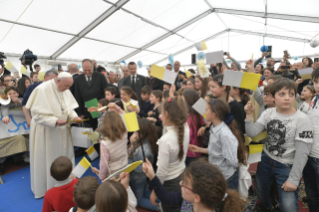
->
[0,0,318,65]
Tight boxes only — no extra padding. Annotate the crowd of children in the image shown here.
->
[39,62,319,212]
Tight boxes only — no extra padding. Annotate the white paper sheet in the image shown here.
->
[206,51,224,64]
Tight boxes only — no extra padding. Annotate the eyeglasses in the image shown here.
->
[180,180,193,192]
[4,79,14,82]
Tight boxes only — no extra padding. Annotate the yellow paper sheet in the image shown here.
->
[150,64,165,80]
[20,66,27,74]
[38,72,45,81]
[123,112,139,132]
[123,160,143,173]
[79,157,91,169]
[240,72,261,91]
[249,144,264,155]
[88,132,99,144]
[5,61,13,70]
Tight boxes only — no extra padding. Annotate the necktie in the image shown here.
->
[132,76,136,91]
[88,77,91,86]
[313,94,319,109]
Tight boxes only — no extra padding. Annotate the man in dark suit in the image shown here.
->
[174,61,186,90]
[147,66,163,90]
[121,62,147,101]
[74,59,108,130]
[68,63,79,96]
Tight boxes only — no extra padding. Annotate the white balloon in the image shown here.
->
[310,40,319,48]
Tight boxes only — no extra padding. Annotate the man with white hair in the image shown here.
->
[25,72,81,198]
[118,66,129,88]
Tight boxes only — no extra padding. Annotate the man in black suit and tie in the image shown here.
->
[68,63,79,96]
[147,66,163,90]
[74,59,108,130]
[121,62,147,101]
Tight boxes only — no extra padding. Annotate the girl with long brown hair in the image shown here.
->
[91,111,128,181]
[128,119,159,211]
[155,97,189,212]
[182,89,205,166]
[142,158,246,212]
[195,75,209,98]
[189,98,247,190]
[120,86,140,113]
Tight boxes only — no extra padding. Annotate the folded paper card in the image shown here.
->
[192,98,207,116]
[223,70,261,91]
[150,64,177,85]
[248,144,264,164]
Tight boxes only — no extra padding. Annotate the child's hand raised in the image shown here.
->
[169,84,176,98]
[197,126,206,137]
[120,172,130,189]
[91,167,99,175]
[244,101,255,115]
[130,131,139,144]
[143,158,155,180]
[147,117,157,123]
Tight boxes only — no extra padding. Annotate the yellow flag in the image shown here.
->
[79,157,91,169]
[251,53,254,60]
[20,66,27,74]
[150,64,165,79]
[123,160,143,173]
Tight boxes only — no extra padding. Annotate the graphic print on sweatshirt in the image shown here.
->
[266,119,290,158]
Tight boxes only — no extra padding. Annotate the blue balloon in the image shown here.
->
[168,54,174,66]
[197,52,206,61]
[294,56,299,61]
[78,64,81,68]
[121,60,126,65]
[260,59,263,63]
[260,45,268,52]
[137,61,143,68]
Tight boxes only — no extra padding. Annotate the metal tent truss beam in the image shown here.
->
[120,9,194,43]
[230,29,311,43]
[115,9,213,63]
[50,0,130,59]
[213,8,319,23]
[152,29,229,65]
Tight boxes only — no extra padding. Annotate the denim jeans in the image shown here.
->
[226,169,239,190]
[303,156,319,212]
[130,179,159,211]
[255,152,299,212]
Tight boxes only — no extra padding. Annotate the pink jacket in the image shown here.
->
[187,114,205,157]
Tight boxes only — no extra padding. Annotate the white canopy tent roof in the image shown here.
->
[0,0,319,72]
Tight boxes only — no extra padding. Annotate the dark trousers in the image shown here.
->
[162,175,182,212]
[303,156,319,212]
[255,152,299,212]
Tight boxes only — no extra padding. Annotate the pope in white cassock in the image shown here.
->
[26,72,81,198]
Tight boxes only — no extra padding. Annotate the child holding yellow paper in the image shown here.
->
[128,119,159,211]
[120,86,140,113]
[91,111,128,181]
